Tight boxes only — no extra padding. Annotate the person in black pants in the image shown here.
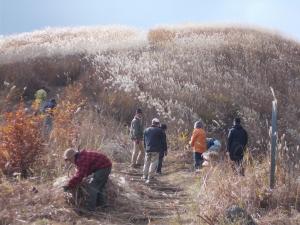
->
[227,117,248,175]
[156,124,168,174]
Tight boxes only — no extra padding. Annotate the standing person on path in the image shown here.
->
[189,120,207,171]
[42,98,57,136]
[63,148,112,211]
[143,118,166,184]
[129,108,144,168]
[33,87,47,114]
[227,117,248,175]
[156,123,168,175]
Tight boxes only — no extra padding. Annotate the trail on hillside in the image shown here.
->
[105,160,192,225]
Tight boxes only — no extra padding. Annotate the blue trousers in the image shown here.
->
[193,152,203,169]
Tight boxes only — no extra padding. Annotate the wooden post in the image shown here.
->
[270,88,277,189]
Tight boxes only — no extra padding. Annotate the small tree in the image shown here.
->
[0,104,43,177]
[51,83,86,149]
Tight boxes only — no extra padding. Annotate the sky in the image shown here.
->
[1,0,300,41]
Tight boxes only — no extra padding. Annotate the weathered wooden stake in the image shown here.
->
[270,88,277,189]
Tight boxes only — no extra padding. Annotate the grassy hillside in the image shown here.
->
[1,25,300,144]
[0,25,299,224]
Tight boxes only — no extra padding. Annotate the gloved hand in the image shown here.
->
[164,151,168,157]
[63,185,70,192]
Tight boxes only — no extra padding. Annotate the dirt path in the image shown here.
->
[1,154,195,225]
[110,161,192,225]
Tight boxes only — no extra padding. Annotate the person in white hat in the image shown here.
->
[142,118,166,184]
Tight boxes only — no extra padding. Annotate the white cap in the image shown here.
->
[151,118,160,125]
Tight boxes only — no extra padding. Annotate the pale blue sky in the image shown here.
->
[1,0,300,41]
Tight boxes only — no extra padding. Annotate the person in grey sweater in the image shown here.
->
[130,108,144,168]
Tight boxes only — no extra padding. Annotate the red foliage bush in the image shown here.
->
[0,104,43,177]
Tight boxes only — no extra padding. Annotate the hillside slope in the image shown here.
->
[0,25,299,225]
[1,26,300,144]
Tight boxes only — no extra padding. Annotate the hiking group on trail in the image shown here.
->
[128,108,248,179]
[60,106,248,212]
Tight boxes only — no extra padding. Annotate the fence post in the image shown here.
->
[270,88,277,189]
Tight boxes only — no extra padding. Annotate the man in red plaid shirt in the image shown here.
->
[63,148,112,211]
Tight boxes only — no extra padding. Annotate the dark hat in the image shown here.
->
[194,120,203,129]
[136,108,142,114]
[160,123,167,130]
[234,117,241,124]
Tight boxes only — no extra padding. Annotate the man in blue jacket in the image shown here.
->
[143,118,166,183]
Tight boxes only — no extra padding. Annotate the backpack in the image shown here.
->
[207,138,216,149]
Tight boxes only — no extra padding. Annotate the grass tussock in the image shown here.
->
[195,155,299,225]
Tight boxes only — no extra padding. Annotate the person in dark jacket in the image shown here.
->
[156,123,168,174]
[42,98,57,113]
[63,148,112,211]
[42,98,57,135]
[129,108,144,168]
[227,117,248,175]
[143,118,166,183]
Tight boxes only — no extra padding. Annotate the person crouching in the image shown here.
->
[63,148,112,211]
[202,138,221,166]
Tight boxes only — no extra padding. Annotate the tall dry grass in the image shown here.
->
[0,25,299,224]
[1,24,299,174]
[195,152,299,224]
[88,26,300,162]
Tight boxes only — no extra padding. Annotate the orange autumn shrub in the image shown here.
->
[0,104,43,177]
[51,83,86,149]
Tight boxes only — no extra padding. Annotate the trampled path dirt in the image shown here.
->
[107,160,194,225]
[0,155,196,225]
